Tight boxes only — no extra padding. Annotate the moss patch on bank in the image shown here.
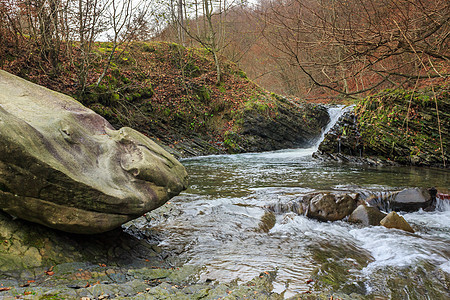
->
[354,86,449,167]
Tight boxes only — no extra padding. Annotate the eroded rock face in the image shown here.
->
[0,70,188,234]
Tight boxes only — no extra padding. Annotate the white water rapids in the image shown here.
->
[144,106,450,299]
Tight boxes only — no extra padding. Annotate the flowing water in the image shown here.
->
[145,107,450,299]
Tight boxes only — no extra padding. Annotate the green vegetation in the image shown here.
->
[355,86,449,166]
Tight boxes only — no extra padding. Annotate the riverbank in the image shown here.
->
[1,41,329,159]
[314,86,449,168]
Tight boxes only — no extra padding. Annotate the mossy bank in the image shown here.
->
[315,85,449,168]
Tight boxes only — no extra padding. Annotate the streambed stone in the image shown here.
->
[367,188,435,212]
[380,211,414,233]
[0,70,188,234]
[348,204,387,226]
[304,193,358,222]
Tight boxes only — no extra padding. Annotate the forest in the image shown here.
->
[1,0,448,100]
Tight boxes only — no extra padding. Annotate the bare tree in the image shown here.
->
[96,0,150,87]
[257,0,450,97]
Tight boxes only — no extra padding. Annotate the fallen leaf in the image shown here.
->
[0,287,11,291]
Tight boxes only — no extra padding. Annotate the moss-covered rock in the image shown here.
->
[316,86,449,168]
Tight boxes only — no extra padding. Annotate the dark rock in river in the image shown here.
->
[367,188,435,212]
[0,70,188,234]
[238,97,329,152]
[312,110,398,166]
[348,204,387,226]
[316,111,362,157]
[380,211,414,233]
[304,193,358,222]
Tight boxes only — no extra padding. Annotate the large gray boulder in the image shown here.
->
[0,70,188,234]
[367,188,435,212]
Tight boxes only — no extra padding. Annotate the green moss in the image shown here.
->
[193,85,210,103]
[237,69,247,79]
[354,85,449,166]
[223,131,240,153]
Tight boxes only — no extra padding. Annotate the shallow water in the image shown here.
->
[148,108,450,298]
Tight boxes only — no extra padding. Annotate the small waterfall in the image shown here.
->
[436,194,450,211]
[314,105,352,149]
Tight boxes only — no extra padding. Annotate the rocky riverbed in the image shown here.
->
[0,209,349,300]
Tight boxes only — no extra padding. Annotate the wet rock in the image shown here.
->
[238,98,329,152]
[0,210,170,273]
[265,201,304,215]
[367,188,435,212]
[0,70,188,234]
[304,193,358,222]
[348,204,387,226]
[258,211,276,233]
[391,188,435,212]
[380,212,414,233]
[315,111,362,157]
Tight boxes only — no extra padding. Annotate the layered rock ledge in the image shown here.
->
[314,87,449,168]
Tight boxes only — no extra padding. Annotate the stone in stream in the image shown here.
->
[348,204,387,226]
[304,193,358,222]
[380,211,414,233]
[0,70,188,234]
[367,187,435,212]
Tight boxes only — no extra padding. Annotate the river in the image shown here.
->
[145,107,450,299]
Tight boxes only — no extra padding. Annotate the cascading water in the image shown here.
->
[142,106,450,299]
[314,105,351,149]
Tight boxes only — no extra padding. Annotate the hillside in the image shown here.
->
[1,41,329,158]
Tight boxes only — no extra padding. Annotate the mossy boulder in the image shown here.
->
[304,193,358,222]
[0,70,188,234]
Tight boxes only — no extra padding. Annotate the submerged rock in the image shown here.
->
[348,204,387,226]
[304,193,358,222]
[258,211,277,233]
[0,70,188,234]
[380,211,414,233]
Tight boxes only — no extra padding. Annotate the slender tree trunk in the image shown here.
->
[178,0,185,45]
